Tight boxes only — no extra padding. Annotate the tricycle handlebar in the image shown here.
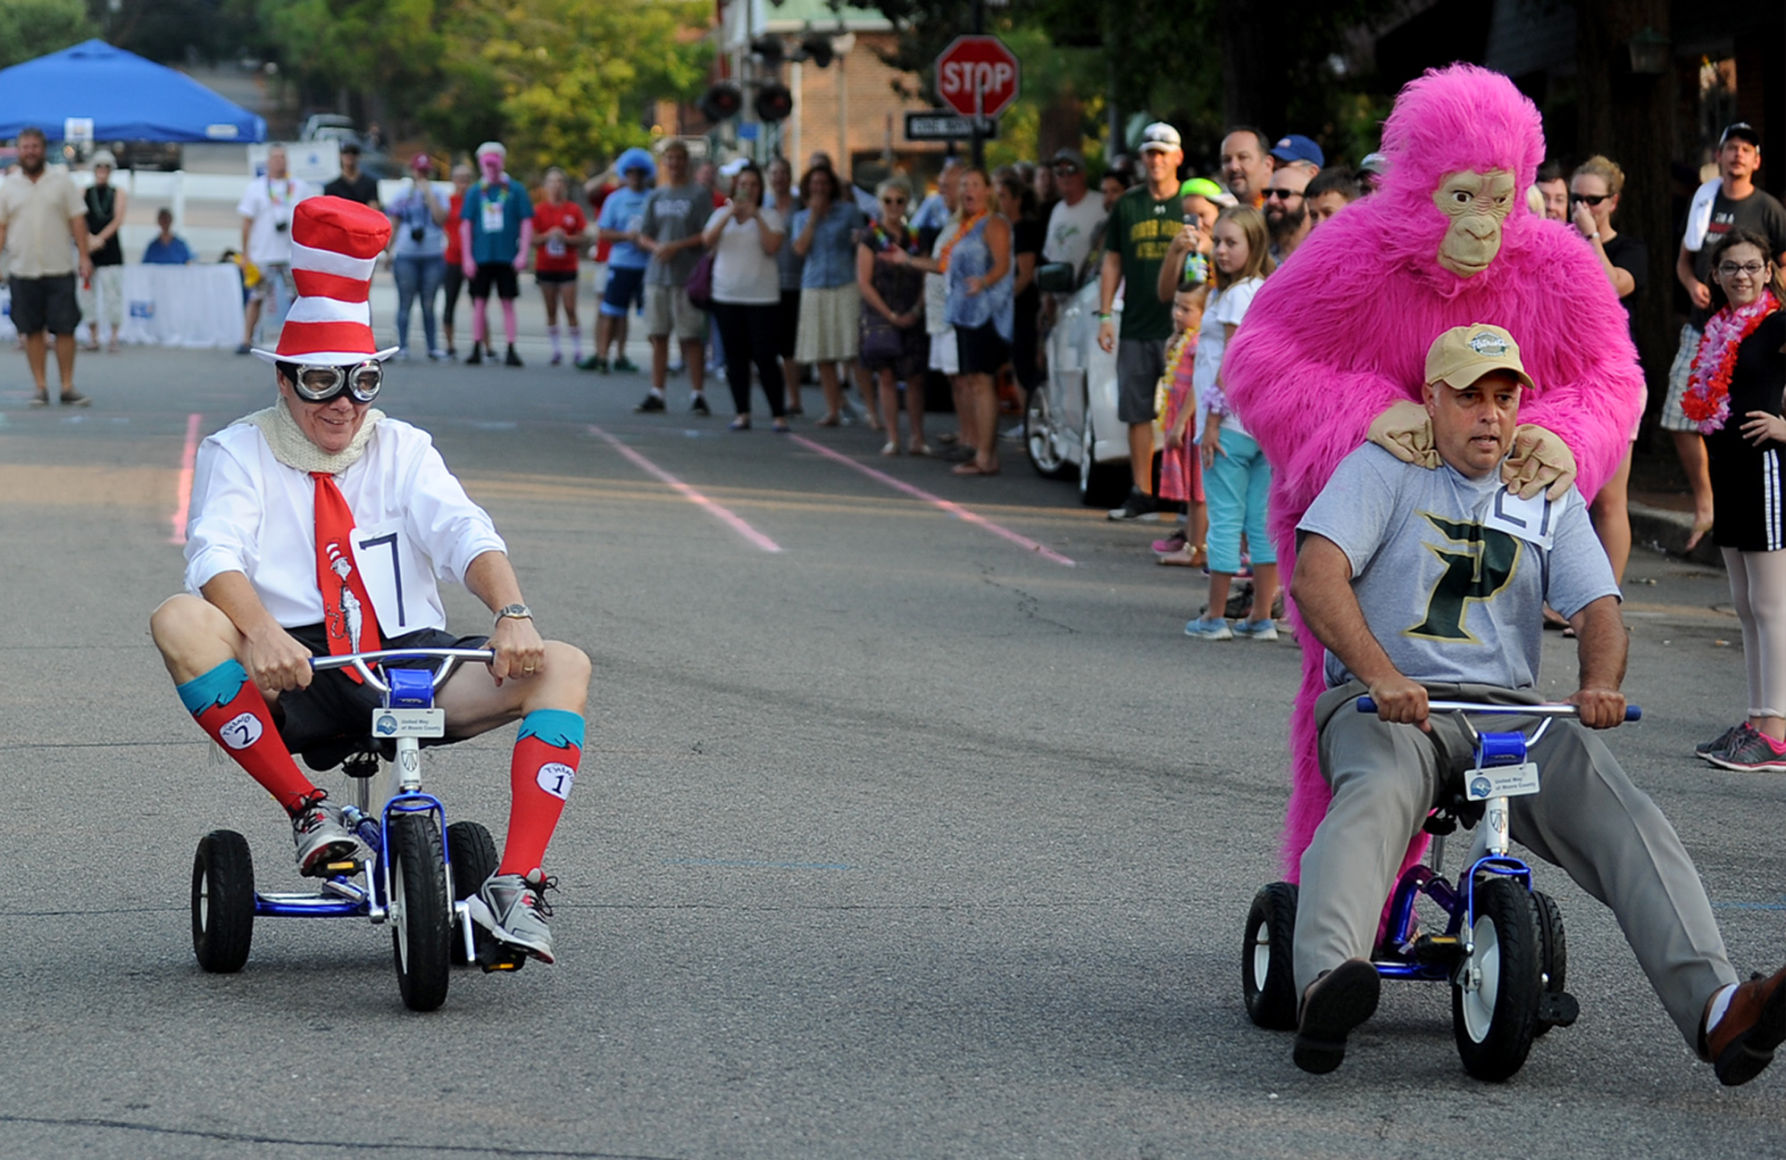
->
[1356,697,1641,722]
[310,648,497,695]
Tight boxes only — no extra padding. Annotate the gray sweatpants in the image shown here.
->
[1293,682,1736,1050]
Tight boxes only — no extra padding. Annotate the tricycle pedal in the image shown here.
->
[476,939,528,973]
[1405,933,1466,966]
[1538,990,1580,1029]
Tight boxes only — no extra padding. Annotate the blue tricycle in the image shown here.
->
[1242,699,1638,1080]
[189,648,526,1011]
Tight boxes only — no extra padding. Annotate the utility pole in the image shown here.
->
[970,0,985,169]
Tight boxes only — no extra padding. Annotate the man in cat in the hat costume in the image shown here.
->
[149,197,588,965]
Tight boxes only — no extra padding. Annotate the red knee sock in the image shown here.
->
[178,659,316,814]
[498,710,584,876]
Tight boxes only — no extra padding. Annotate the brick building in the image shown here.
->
[710,0,950,189]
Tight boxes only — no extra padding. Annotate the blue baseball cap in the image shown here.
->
[1270,134,1324,168]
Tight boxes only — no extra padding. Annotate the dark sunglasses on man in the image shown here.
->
[1568,193,1609,207]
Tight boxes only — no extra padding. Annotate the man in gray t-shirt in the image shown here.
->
[1301,442,1616,691]
[633,140,716,414]
[1282,324,1785,1085]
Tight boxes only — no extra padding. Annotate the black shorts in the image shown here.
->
[954,321,1010,376]
[535,269,578,285]
[469,262,520,300]
[600,265,646,317]
[276,624,489,770]
[9,274,81,336]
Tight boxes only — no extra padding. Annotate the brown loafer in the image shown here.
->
[1705,965,1786,1086]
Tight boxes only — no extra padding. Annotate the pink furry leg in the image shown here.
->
[471,298,488,346]
[1280,646,1331,882]
[501,299,518,345]
[1277,534,1430,949]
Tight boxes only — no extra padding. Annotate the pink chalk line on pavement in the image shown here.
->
[169,412,201,545]
[588,424,782,553]
[789,435,1075,567]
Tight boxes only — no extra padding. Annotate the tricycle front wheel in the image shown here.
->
[389,814,451,1011]
[1452,878,1541,1081]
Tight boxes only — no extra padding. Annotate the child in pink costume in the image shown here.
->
[1222,63,1645,881]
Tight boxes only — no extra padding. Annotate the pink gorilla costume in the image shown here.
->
[1222,64,1644,880]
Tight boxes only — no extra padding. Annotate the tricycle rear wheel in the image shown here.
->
[1532,888,1569,1035]
[192,829,255,973]
[1242,882,1300,1030]
[446,820,497,966]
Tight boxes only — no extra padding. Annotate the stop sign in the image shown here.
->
[934,35,1020,120]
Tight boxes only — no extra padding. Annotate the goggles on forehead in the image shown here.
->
[289,360,383,404]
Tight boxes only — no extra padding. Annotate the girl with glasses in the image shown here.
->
[1686,230,1786,770]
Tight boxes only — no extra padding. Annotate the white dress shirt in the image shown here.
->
[185,416,507,633]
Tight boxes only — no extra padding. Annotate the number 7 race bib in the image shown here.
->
[1484,487,1556,550]
[349,519,428,633]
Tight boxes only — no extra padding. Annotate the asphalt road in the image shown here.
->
[0,345,1780,1159]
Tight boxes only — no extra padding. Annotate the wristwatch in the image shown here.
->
[493,603,533,626]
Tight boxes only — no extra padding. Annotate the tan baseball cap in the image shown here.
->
[1424,324,1536,392]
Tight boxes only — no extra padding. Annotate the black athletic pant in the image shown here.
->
[712,300,786,418]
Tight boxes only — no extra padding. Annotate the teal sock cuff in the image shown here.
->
[518,709,585,751]
[176,659,249,715]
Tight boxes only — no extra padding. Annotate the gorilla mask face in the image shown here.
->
[1432,169,1517,277]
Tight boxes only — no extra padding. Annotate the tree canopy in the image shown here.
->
[204,0,711,172]
[0,0,96,70]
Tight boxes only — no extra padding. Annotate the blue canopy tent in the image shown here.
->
[0,40,266,144]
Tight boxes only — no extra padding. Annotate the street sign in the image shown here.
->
[904,110,1001,142]
[934,35,1020,121]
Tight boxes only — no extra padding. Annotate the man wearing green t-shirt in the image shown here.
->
[1098,122,1184,520]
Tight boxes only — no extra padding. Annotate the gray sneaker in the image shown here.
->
[468,870,557,964]
[291,795,360,877]
[1704,730,1786,773]
[1697,722,1754,761]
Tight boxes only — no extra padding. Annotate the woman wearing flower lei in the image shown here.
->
[1688,229,1786,771]
[856,179,929,455]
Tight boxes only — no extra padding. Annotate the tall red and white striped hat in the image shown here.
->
[252,196,398,365]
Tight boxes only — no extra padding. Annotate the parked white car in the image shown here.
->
[300,113,355,143]
[1026,255,1155,507]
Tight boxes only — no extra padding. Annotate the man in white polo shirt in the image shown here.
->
[236,144,315,353]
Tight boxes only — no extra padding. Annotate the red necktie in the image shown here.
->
[312,472,382,680]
